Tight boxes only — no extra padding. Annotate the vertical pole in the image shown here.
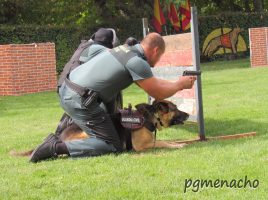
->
[191,7,206,140]
[142,18,149,38]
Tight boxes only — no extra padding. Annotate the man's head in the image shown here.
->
[91,28,119,48]
[140,33,165,67]
[125,37,139,46]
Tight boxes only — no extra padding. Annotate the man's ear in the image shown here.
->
[154,47,161,56]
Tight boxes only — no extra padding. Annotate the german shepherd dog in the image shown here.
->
[10,100,189,157]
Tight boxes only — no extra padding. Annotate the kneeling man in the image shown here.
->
[30,32,196,162]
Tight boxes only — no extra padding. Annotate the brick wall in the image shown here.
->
[0,43,57,96]
[249,27,268,67]
[156,33,192,67]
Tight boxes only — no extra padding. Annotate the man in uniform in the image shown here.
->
[30,32,196,162]
[55,28,121,135]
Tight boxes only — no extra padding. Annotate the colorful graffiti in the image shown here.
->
[202,27,247,57]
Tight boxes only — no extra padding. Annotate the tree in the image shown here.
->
[253,0,264,11]
[192,0,267,14]
[0,0,267,25]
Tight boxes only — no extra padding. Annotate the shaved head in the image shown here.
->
[140,32,165,54]
[140,33,165,67]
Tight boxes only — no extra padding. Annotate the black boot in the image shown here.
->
[29,134,60,163]
[55,113,73,136]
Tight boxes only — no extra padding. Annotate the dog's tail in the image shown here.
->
[9,149,34,157]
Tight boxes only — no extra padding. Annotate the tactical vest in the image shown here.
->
[57,39,94,91]
[110,45,146,66]
[64,44,147,102]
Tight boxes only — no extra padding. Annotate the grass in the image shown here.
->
[0,58,268,199]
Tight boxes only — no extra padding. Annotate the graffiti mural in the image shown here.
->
[202,27,247,58]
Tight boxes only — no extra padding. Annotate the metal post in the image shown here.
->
[142,18,149,38]
[191,7,206,140]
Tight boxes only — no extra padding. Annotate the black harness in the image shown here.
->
[136,104,164,149]
[119,103,164,133]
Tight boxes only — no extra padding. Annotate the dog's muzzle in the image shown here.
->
[170,112,189,125]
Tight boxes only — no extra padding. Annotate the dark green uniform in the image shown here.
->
[59,44,153,157]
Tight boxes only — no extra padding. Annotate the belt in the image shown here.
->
[64,77,102,106]
[64,77,89,97]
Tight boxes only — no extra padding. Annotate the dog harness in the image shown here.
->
[119,104,145,130]
[119,104,161,149]
[119,103,163,133]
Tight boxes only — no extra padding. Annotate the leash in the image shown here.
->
[153,123,157,150]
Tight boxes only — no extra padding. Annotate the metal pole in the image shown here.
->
[142,18,149,38]
[191,6,206,140]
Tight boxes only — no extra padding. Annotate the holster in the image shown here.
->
[65,77,100,108]
[81,90,99,108]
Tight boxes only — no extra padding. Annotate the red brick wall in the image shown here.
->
[249,27,268,67]
[155,33,193,67]
[0,43,57,96]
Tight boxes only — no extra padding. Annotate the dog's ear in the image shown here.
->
[135,103,151,115]
[152,100,169,113]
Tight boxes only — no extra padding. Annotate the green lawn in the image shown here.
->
[0,58,268,199]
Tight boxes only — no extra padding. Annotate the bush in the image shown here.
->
[0,12,267,73]
[0,25,82,73]
[0,20,143,74]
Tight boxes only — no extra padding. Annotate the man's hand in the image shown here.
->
[178,76,196,89]
[136,75,197,100]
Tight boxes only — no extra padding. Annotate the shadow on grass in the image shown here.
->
[181,117,267,138]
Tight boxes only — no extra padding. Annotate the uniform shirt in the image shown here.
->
[79,43,107,63]
[69,44,153,103]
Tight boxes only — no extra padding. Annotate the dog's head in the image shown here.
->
[135,100,189,128]
[152,100,189,127]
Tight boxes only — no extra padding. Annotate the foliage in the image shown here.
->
[192,0,268,14]
[0,18,144,73]
[0,0,153,26]
[0,25,82,73]
[0,59,268,199]
[1,11,268,73]
[1,0,268,27]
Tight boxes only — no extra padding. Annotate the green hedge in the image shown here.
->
[0,25,82,73]
[0,20,143,74]
[0,12,268,73]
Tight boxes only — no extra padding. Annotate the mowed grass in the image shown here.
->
[0,58,268,199]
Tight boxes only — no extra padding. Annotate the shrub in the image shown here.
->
[0,12,267,73]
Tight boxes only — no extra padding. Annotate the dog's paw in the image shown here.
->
[172,143,188,148]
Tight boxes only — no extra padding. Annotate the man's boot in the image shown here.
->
[55,113,73,136]
[29,134,61,163]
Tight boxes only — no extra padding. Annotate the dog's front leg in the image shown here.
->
[142,140,187,151]
[132,128,187,151]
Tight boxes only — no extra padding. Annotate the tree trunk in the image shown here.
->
[244,0,251,12]
[253,0,263,12]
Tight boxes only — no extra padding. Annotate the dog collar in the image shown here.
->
[144,121,156,132]
[156,117,164,127]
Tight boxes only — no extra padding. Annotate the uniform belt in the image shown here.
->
[64,77,89,97]
[64,77,102,107]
